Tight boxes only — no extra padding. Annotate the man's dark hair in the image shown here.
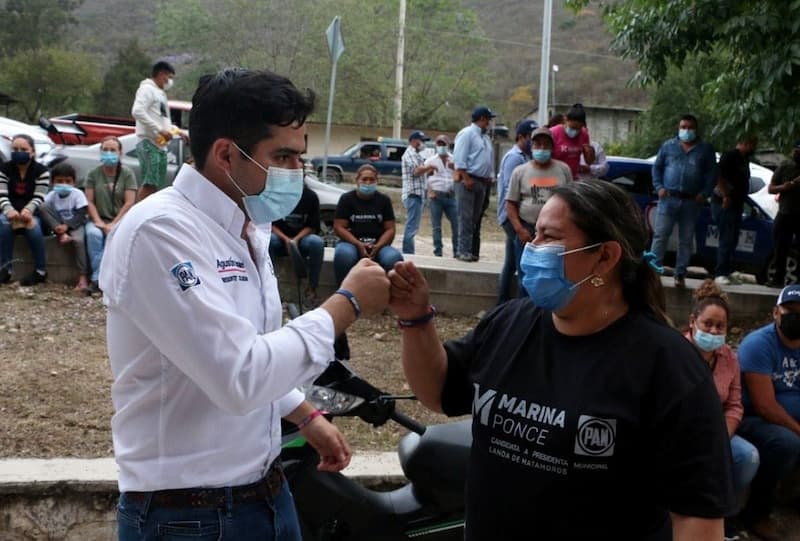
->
[566,103,586,124]
[680,114,698,127]
[152,61,176,77]
[189,68,316,170]
[50,162,76,180]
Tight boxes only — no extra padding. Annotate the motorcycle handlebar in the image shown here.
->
[390,410,426,435]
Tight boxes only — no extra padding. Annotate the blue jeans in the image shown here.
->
[269,233,324,289]
[730,434,760,494]
[85,222,107,282]
[650,196,700,277]
[455,180,487,258]
[402,194,423,254]
[429,192,458,257]
[711,202,742,277]
[0,214,46,273]
[738,416,800,519]
[117,478,301,541]
[498,220,525,304]
[333,241,403,285]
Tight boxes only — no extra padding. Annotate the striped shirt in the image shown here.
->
[0,161,50,215]
[401,145,429,200]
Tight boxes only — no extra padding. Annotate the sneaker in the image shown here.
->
[715,275,732,286]
[85,281,102,296]
[674,275,686,288]
[723,519,741,541]
[0,267,10,284]
[455,253,474,262]
[19,270,46,286]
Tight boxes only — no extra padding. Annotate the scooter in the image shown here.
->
[280,357,471,541]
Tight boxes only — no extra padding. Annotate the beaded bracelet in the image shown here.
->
[334,288,361,318]
[397,305,437,329]
[297,409,325,429]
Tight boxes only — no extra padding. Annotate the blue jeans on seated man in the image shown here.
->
[429,192,458,257]
[730,434,760,495]
[737,415,800,520]
[117,477,301,541]
[333,241,403,285]
[711,201,742,277]
[402,194,423,254]
[649,196,700,278]
[269,233,324,290]
[85,222,108,283]
[0,214,47,274]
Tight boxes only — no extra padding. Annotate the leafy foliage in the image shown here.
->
[0,0,82,55]
[93,39,153,117]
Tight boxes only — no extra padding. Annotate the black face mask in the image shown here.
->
[779,312,800,340]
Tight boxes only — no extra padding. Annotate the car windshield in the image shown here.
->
[341,142,361,156]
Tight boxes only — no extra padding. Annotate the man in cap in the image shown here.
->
[422,134,458,257]
[765,141,800,288]
[452,106,496,262]
[496,119,537,303]
[737,284,800,539]
[401,130,433,254]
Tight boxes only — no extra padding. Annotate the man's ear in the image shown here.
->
[593,241,622,278]
[208,139,236,175]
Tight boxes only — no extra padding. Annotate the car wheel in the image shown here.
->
[318,168,342,184]
[759,249,800,285]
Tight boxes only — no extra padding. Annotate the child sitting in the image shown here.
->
[40,162,89,291]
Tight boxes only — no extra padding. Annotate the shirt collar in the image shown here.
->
[172,165,246,237]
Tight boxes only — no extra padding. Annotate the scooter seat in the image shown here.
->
[398,419,471,494]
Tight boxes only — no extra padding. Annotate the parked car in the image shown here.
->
[309,136,436,184]
[0,116,54,163]
[601,156,793,284]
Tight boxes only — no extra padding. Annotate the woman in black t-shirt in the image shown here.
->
[389,180,735,540]
[333,164,403,285]
[0,134,50,286]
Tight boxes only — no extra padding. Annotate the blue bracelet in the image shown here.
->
[397,305,437,329]
[335,288,361,318]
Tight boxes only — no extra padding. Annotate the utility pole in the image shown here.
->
[537,0,552,127]
[392,0,406,139]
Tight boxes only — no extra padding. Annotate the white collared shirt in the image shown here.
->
[423,152,455,193]
[100,165,335,492]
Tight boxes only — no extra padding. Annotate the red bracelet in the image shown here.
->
[297,409,325,429]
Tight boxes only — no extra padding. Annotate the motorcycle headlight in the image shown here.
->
[300,385,364,415]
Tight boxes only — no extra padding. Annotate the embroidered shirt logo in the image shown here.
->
[171,261,201,291]
[574,415,616,457]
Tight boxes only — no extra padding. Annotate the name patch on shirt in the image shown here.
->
[170,261,201,291]
[217,258,249,283]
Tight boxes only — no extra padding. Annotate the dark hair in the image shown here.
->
[355,163,378,179]
[565,104,586,124]
[680,114,698,127]
[691,279,730,321]
[551,180,669,324]
[11,133,35,153]
[50,162,76,180]
[547,114,564,128]
[189,68,315,170]
[152,60,175,77]
[99,135,123,151]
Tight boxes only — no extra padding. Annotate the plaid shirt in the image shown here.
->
[401,146,428,200]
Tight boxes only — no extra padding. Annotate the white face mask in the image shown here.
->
[163,78,174,91]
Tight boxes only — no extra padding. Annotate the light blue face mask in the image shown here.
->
[693,329,726,352]
[100,151,119,167]
[565,126,580,138]
[678,129,697,143]
[358,183,377,196]
[532,149,551,163]
[520,242,601,311]
[53,184,73,197]
[227,143,304,226]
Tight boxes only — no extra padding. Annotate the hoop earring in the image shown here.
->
[590,276,605,288]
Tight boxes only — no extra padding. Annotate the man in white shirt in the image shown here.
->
[422,135,458,257]
[103,68,391,541]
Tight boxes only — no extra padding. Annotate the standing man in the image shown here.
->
[422,135,458,257]
[496,119,536,303]
[102,68,391,541]
[765,141,800,288]
[400,130,432,254]
[132,60,179,202]
[650,114,717,287]
[453,105,496,262]
[713,135,757,285]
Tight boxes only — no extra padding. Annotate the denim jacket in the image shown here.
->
[652,137,717,197]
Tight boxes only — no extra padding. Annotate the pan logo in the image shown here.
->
[574,415,616,457]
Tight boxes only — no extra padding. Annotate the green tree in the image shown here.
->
[0,0,82,55]
[568,0,800,150]
[93,39,153,117]
[0,47,100,122]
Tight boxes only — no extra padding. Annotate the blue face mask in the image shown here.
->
[10,151,31,165]
[565,126,579,138]
[532,149,551,163]
[678,129,697,143]
[227,143,304,226]
[693,329,725,352]
[436,145,448,156]
[53,184,73,197]
[100,151,119,167]
[520,242,601,311]
[358,183,377,196]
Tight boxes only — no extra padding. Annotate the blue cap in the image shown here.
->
[408,130,430,142]
[471,106,496,121]
[515,119,538,137]
[777,284,800,305]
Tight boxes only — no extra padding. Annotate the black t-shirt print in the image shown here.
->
[334,190,395,245]
[441,300,735,541]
